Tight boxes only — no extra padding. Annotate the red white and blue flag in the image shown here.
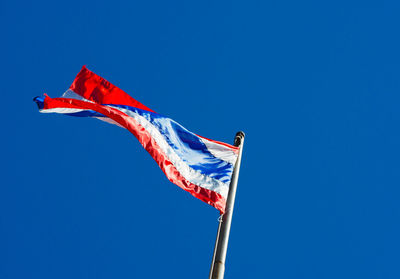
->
[34,66,238,213]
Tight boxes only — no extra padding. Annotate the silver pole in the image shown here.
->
[209,131,245,279]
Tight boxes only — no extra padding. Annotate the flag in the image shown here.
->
[34,66,238,213]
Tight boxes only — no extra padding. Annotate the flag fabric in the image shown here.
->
[34,66,238,213]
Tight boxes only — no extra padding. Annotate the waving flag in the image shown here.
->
[34,66,238,213]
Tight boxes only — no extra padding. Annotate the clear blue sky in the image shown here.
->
[2,0,400,278]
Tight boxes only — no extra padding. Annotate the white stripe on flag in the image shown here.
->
[40,108,88,114]
[199,138,238,166]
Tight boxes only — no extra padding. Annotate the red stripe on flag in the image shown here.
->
[69,66,238,152]
[70,66,155,113]
[42,96,227,213]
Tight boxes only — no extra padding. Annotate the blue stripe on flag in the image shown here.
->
[108,104,234,183]
[33,96,45,110]
[64,110,105,117]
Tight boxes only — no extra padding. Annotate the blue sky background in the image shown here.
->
[2,0,400,278]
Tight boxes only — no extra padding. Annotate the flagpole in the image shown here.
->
[209,131,245,279]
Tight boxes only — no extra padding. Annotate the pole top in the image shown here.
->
[234,131,245,147]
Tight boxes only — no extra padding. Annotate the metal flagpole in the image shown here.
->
[209,131,245,279]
